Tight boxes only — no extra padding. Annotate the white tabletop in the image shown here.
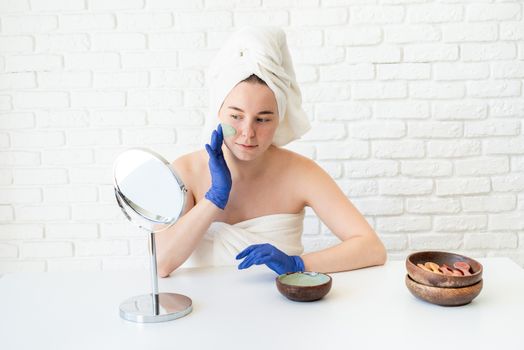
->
[1,257,523,350]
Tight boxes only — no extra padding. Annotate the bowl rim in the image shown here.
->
[406,250,483,277]
[276,271,332,289]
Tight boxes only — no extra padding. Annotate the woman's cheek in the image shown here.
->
[263,124,278,140]
[223,136,235,153]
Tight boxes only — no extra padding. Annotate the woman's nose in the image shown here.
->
[240,121,255,138]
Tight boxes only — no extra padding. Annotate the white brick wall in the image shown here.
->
[1,0,523,272]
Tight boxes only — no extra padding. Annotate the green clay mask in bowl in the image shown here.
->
[278,272,331,286]
[276,272,332,302]
[221,123,237,137]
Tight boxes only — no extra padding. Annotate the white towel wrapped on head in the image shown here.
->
[202,26,311,147]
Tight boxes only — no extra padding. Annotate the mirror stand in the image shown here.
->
[114,148,192,323]
[119,231,193,323]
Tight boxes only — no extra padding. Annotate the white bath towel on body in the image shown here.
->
[183,211,305,267]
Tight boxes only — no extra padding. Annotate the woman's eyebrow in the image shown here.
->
[227,106,274,115]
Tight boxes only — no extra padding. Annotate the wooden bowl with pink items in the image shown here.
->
[405,251,483,306]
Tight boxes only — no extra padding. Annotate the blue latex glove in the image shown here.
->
[236,243,305,275]
[204,124,232,210]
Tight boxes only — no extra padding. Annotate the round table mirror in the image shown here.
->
[113,148,192,323]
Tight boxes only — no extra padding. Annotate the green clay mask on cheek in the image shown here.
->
[221,123,237,137]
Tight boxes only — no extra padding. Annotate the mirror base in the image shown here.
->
[120,293,192,323]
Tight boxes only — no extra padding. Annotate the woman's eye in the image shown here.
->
[257,118,271,123]
[230,114,240,120]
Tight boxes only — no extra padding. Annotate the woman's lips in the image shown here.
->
[236,143,258,149]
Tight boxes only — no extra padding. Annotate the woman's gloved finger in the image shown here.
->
[236,249,263,269]
[238,254,258,269]
[216,124,224,147]
[238,252,270,270]
[236,244,263,260]
[237,249,267,269]
[214,128,224,156]
[205,144,214,158]
[210,130,219,151]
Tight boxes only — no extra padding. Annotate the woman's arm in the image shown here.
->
[155,195,221,278]
[299,160,387,273]
[156,125,232,277]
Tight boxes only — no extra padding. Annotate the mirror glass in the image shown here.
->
[113,148,186,232]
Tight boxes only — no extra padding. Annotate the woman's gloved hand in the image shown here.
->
[236,243,305,275]
[205,124,232,210]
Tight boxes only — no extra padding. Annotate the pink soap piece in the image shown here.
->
[453,261,472,276]
[439,264,454,276]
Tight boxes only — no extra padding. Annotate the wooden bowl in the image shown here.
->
[276,272,332,302]
[405,274,483,306]
[406,251,483,288]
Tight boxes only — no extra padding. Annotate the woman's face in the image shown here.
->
[218,81,279,161]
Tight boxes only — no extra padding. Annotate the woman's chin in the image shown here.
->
[232,151,258,161]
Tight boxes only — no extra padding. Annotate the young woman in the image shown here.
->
[156,27,386,277]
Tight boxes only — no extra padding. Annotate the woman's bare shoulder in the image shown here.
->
[172,150,207,181]
[270,147,326,208]
[274,147,319,172]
